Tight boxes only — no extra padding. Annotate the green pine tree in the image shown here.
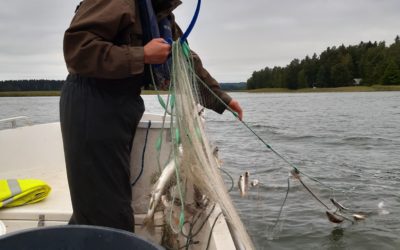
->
[382,60,400,85]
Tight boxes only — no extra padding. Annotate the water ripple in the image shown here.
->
[2,92,400,250]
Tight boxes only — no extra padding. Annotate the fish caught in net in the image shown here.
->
[142,40,254,249]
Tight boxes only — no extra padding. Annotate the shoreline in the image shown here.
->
[1,85,400,97]
[245,85,400,93]
[0,90,169,97]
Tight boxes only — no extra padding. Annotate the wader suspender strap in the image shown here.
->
[138,0,172,88]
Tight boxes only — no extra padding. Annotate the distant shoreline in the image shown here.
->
[1,85,399,97]
[0,90,168,97]
[245,85,400,93]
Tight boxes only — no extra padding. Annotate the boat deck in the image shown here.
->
[0,118,237,249]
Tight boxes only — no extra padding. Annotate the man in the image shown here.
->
[61,0,243,232]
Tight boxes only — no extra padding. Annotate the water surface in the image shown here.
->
[1,92,399,249]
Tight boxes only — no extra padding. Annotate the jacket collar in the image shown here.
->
[153,0,182,20]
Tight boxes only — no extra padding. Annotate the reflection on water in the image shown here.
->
[327,227,346,250]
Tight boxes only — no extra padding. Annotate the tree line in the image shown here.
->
[220,82,246,90]
[247,35,400,89]
[0,80,248,92]
[0,80,64,92]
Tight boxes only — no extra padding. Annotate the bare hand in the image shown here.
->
[144,38,171,64]
[228,99,243,121]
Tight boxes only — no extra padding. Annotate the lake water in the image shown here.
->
[1,92,399,250]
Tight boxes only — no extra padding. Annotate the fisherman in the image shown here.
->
[61,0,243,233]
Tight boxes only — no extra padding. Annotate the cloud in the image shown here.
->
[0,0,399,82]
[175,0,400,81]
[0,0,77,80]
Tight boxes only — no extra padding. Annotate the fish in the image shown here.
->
[250,179,259,187]
[211,145,223,165]
[161,195,170,208]
[378,201,390,215]
[353,213,366,221]
[197,104,206,127]
[326,211,344,224]
[290,168,301,179]
[194,186,209,208]
[143,158,177,228]
[197,106,205,117]
[330,198,349,211]
[244,171,250,191]
[212,145,219,157]
[238,175,246,197]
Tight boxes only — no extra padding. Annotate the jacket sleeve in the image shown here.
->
[63,0,144,79]
[171,16,232,114]
[190,51,232,114]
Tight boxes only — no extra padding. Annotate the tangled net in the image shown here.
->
[148,40,254,249]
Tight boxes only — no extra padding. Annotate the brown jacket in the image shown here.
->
[63,0,231,113]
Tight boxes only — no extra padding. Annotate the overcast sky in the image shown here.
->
[0,0,399,82]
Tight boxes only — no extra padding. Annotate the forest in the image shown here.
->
[0,80,63,92]
[0,80,248,92]
[247,36,400,89]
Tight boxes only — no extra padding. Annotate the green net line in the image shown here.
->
[187,65,338,192]
[145,35,365,247]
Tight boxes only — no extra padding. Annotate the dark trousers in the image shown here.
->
[60,74,145,232]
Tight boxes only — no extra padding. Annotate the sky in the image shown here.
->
[0,0,399,82]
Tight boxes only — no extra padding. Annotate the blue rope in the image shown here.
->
[180,0,201,44]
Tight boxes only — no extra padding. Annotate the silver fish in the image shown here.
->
[250,179,259,187]
[353,213,366,221]
[378,201,390,215]
[238,175,246,197]
[244,171,250,191]
[143,158,177,227]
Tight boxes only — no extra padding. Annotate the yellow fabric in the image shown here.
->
[0,179,51,208]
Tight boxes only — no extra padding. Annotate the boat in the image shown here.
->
[0,114,238,249]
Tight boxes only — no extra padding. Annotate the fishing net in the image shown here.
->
[146,38,365,249]
[149,40,254,249]
[148,37,364,249]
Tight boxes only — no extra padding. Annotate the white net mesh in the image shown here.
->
[162,40,254,249]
